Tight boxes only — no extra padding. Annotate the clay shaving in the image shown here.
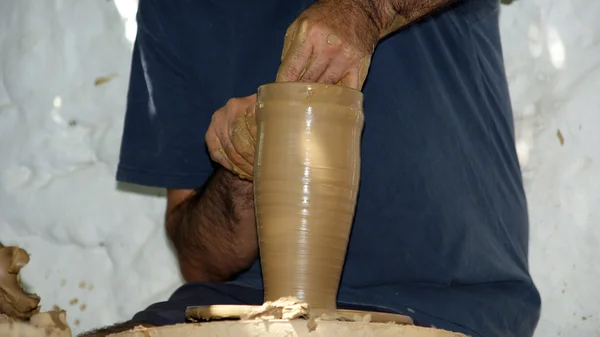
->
[239,297,320,331]
[240,296,310,321]
[240,296,384,332]
[317,311,373,323]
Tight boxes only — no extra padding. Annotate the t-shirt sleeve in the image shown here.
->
[116,6,214,189]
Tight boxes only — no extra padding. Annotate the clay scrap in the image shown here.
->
[0,245,41,319]
[0,245,72,337]
[240,297,310,321]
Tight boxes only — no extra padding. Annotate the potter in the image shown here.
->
[82,0,540,336]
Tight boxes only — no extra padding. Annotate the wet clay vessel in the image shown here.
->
[253,82,364,310]
[186,83,414,327]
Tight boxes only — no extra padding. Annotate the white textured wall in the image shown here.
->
[0,0,597,336]
[502,0,600,335]
[0,0,182,333]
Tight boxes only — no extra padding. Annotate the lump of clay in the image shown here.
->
[0,310,72,337]
[29,310,72,337]
[0,246,72,337]
[240,297,310,321]
[0,245,41,320]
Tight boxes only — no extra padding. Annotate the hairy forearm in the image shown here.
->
[386,0,457,20]
[167,168,257,282]
[78,321,153,337]
[352,0,458,38]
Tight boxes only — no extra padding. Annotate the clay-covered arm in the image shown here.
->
[166,168,257,282]
[276,0,458,89]
[368,0,459,38]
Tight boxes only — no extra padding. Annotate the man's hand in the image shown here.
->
[205,95,257,180]
[275,0,456,90]
[275,0,397,90]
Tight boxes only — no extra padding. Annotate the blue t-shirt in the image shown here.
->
[117,0,541,336]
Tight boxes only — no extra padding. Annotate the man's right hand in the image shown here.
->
[205,95,257,180]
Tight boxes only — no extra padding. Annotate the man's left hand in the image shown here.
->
[205,95,257,180]
[275,0,395,90]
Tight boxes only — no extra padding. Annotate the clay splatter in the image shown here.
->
[94,74,117,86]
[557,129,564,145]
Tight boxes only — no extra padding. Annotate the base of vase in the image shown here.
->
[185,304,414,325]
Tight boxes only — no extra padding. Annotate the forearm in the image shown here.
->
[353,0,458,38]
[79,321,154,337]
[167,167,257,282]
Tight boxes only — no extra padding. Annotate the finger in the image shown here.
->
[206,128,234,172]
[338,68,360,90]
[337,55,372,90]
[236,94,257,163]
[218,122,253,179]
[276,20,313,82]
[317,56,351,85]
[231,113,256,167]
[221,136,252,180]
[299,53,331,82]
[244,99,258,143]
[357,55,372,90]
[306,32,347,83]
[205,125,222,162]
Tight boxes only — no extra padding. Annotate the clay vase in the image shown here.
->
[253,82,364,310]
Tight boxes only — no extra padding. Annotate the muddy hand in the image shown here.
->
[205,95,258,180]
[275,0,395,90]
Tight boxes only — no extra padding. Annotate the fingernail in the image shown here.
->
[211,151,223,162]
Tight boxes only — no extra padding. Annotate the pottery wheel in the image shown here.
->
[185,304,414,325]
[111,320,467,337]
